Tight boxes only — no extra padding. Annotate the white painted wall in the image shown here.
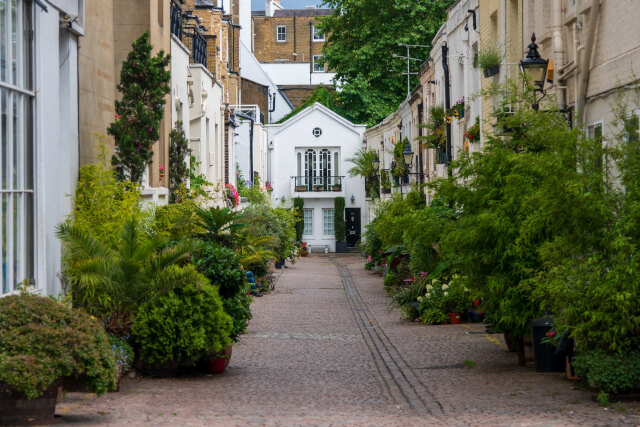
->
[261,62,336,86]
[34,2,81,297]
[239,42,293,122]
[267,103,367,251]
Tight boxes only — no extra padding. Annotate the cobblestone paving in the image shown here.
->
[57,255,640,426]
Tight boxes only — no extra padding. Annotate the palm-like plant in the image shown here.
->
[194,206,246,248]
[348,149,377,179]
[236,234,279,267]
[57,215,202,335]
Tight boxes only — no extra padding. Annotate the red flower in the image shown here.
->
[473,299,480,307]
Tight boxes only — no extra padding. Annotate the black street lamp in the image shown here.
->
[371,153,380,171]
[402,139,414,166]
[520,33,549,110]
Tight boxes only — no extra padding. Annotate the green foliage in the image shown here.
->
[419,105,446,149]
[276,87,346,123]
[194,206,245,248]
[416,277,471,322]
[573,350,640,395]
[189,154,212,199]
[392,138,410,177]
[463,359,477,368]
[0,294,117,399]
[169,121,190,204]
[380,170,391,190]
[293,197,304,240]
[222,293,253,342]
[57,215,201,336]
[132,272,232,365]
[193,243,245,299]
[318,0,454,125]
[242,202,296,263]
[348,149,378,179]
[108,334,134,376]
[477,45,502,70]
[383,272,397,289]
[334,197,346,242]
[69,148,142,247]
[108,31,171,183]
[421,307,449,325]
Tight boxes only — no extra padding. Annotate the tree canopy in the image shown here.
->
[318,0,453,126]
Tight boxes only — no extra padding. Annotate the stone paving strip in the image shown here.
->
[331,258,444,417]
[56,254,640,426]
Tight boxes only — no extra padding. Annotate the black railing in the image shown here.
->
[292,176,344,192]
[170,1,183,39]
[190,30,207,67]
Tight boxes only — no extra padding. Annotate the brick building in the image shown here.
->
[250,1,336,108]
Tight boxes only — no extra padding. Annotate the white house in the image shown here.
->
[267,103,367,252]
[2,0,84,297]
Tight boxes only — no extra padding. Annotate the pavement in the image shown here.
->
[56,254,640,426]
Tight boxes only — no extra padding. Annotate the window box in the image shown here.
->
[295,185,307,192]
[331,184,341,192]
[313,185,324,192]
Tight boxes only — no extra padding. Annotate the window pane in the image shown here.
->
[323,209,334,236]
[303,209,313,235]
[1,0,7,82]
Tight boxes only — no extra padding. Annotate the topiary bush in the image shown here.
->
[0,294,118,399]
[131,268,232,366]
[335,197,346,243]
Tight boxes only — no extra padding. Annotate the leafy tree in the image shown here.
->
[108,31,170,183]
[318,0,453,125]
[169,121,190,203]
[293,197,305,240]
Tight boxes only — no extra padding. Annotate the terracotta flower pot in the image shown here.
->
[209,346,232,374]
[447,312,462,324]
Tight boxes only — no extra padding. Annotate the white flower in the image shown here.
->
[426,284,433,291]
[443,291,448,297]
[425,293,431,299]
[442,284,449,290]
[464,287,469,292]
[417,296,423,302]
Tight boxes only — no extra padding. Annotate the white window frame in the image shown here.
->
[277,25,286,42]
[323,208,334,236]
[313,55,324,72]
[303,209,313,236]
[2,0,35,296]
[312,26,324,42]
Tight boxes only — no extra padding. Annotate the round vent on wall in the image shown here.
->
[312,127,322,137]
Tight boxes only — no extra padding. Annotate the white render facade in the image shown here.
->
[2,0,84,297]
[267,103,367,252]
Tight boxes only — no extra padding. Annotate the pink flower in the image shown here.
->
[378,250,382,254]
[115,114,120,119]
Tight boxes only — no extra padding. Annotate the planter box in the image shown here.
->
[313,186,323,192]
[0,380,62,426]
[332,185,341,192]
[295,186,307,192]
[335,241,348,253]
[483,65,499,78]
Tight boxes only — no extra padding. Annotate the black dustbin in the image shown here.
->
[530,316,565,372]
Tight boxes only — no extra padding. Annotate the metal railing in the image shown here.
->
[189,29,207,67]
[292,176,344,192]
[170,1,183,39]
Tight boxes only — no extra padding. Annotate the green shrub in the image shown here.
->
[0,294,117,399]
[294,197,304,240]
[222,293,253,342]
[108,334,134,376]
[573,350,640,395]
[334,197,346,243]
[194,243,245,299]
[383,272,397,289]
[132,269,232,365]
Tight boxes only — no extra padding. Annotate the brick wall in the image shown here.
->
[278,85,323,108]
[241,78,269,119]
[253,15,327,65]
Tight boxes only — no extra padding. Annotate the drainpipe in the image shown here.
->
[309,20,313,84]
[576,0,601,127]
[293,11,296,61]
[552,0,566,108]
[500,0,506,83]
[442,43,452,177]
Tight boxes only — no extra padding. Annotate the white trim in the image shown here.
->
[276,25,286,42]
[265,102,367,136]
[312,26,324,42]
[312,54,324,72]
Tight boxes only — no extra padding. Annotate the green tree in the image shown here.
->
[169,121,190,203]
[318,0,453,125]
[334,197,346,243]
[108,31,171,183]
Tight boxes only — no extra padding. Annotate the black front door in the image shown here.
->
[345,208,361,247]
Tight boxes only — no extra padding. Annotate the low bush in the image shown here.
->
[132,269,232,365]
[0,294,117,399]
[194,243,246,299]
[573,350,640,395]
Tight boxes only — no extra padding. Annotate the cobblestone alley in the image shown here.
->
[57,255,640,426]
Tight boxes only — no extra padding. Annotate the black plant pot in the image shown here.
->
[335,241,348,253]
[483,65,499,78]
[0,380,62,426]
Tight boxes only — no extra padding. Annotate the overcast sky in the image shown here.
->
[251,0,326,10]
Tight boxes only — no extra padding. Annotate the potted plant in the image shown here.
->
[332,183,342,192]
[313,184,324,192]
[0,293,118,425]
[295,184,307,192]
[334,197,347,253]
[132,268,233,377]
[298,240,309,257]
[465,117,481,144]
[453,97,465,119]
[478,45,501,78]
